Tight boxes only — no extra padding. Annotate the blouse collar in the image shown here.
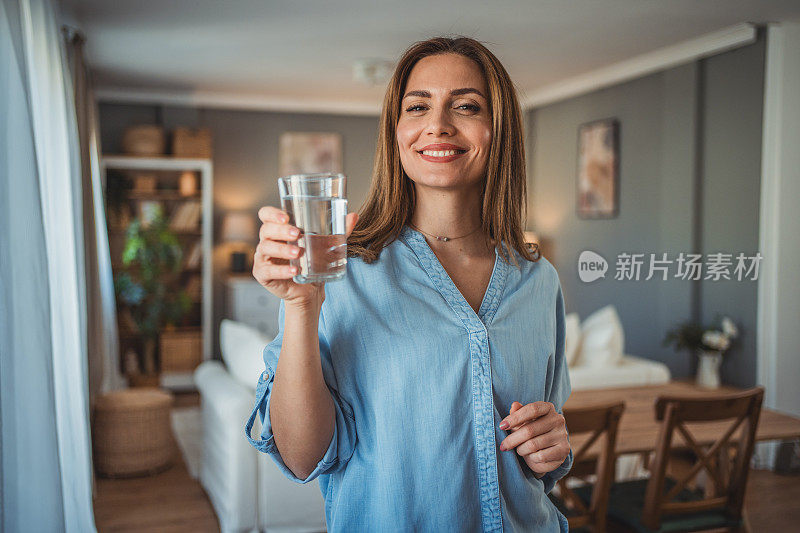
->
[399,224,509,332]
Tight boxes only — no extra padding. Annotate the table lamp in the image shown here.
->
[221,211,257,273]
[524,231,548,259]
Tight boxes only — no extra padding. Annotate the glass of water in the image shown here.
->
[277,173,348,284]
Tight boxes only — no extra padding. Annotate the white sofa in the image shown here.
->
[194,320,326,533]
[564,305,671,391]
[569,354,671,390]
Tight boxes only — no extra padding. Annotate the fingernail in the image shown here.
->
[499,421,509,430]
[290,228,300,237]
[499,443,507,451]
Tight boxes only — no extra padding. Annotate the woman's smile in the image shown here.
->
[417,142,468,163]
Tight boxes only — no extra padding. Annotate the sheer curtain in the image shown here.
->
[0,0,111,530]
[64,27,125,397]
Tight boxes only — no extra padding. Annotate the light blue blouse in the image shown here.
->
[245,224,573,532]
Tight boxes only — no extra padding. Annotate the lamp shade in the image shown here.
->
[523,231,539,244]
[221,212,257,244]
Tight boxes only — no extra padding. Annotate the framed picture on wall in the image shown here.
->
[577,118,619,218]
[279,132,343,176]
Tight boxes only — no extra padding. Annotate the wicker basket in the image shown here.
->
[121,125,166,156]
[92,388,175,477]
[160,329,202,372]
[172,127,212,158]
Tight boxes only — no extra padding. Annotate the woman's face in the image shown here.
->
[396,53,492,192]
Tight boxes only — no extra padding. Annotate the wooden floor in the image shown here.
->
[604,468,800,533]
[742,468,800,532]
[92,393,799,532]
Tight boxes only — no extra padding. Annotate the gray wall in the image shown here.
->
[528,30,765,387]
[99,104,379,358]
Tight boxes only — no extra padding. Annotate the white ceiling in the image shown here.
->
[62,0,800,114]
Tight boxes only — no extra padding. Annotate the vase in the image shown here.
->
[696,350,722,388]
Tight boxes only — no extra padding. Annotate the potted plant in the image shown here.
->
[663,316,739,388]
[114,207,192,384]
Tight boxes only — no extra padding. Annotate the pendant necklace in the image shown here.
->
[408,222,483,242]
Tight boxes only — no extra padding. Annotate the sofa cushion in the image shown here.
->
[568,354,671,390]
[564,312,582,367]
[220,319,271,390]
[574,305,624,368]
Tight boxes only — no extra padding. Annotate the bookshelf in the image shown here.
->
[102,155,213,391]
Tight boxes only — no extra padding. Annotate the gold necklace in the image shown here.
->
[408,222,483,242]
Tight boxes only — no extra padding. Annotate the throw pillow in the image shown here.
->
[220,319,272,389]
[575,305,625,368]
[564,312,582,367]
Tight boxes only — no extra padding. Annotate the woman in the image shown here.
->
[247,36,572,532]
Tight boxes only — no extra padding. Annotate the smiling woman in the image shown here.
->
[248,35,571,533]
[347,36,537,266]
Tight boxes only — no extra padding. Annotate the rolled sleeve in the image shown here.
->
[540,278,573,494]
[244,298,357,484]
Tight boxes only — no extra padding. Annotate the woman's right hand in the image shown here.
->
[253,206,358,309]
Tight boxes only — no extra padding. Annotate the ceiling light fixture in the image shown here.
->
[352,58,394,86]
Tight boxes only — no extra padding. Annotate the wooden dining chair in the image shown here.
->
[598,387,764,533]
[549,401,625,533]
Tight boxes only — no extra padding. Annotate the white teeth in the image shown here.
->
[421,150,461,157]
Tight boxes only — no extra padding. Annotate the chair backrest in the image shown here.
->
[556,401,625,533]
[641,387,764,530]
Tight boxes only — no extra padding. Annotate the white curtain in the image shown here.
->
[0,0,100,530]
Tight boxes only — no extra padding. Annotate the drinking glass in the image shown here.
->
[277,173,348,283]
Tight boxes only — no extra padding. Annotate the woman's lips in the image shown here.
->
[417,149,467,163]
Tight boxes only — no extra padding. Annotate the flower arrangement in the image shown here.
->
[663,316,739,355]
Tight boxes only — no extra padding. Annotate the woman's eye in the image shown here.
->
[403,103,480,113]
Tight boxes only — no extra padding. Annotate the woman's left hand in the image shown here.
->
[498,401,570,478]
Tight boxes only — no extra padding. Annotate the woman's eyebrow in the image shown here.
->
[402,88,485,99]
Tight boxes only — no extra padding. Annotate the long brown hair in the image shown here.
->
[347,35,539,267]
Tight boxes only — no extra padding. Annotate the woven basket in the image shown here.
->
[122,125,166,156]
[92,388,175,477]
[172,127,212,158]
[160,329,202,372]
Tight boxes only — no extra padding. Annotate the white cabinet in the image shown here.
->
[225,277,282,340]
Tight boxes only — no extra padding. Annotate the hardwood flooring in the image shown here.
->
[743,468,800,532]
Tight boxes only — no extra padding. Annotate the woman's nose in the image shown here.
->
[425,107,454,136]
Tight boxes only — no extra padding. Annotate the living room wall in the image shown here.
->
[99,104,379,359]
[527,29,766,387]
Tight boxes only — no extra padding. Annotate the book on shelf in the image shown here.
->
[169,201,202,232]
[184,240,203,269]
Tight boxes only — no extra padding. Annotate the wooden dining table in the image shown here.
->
[563,381,800,460]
